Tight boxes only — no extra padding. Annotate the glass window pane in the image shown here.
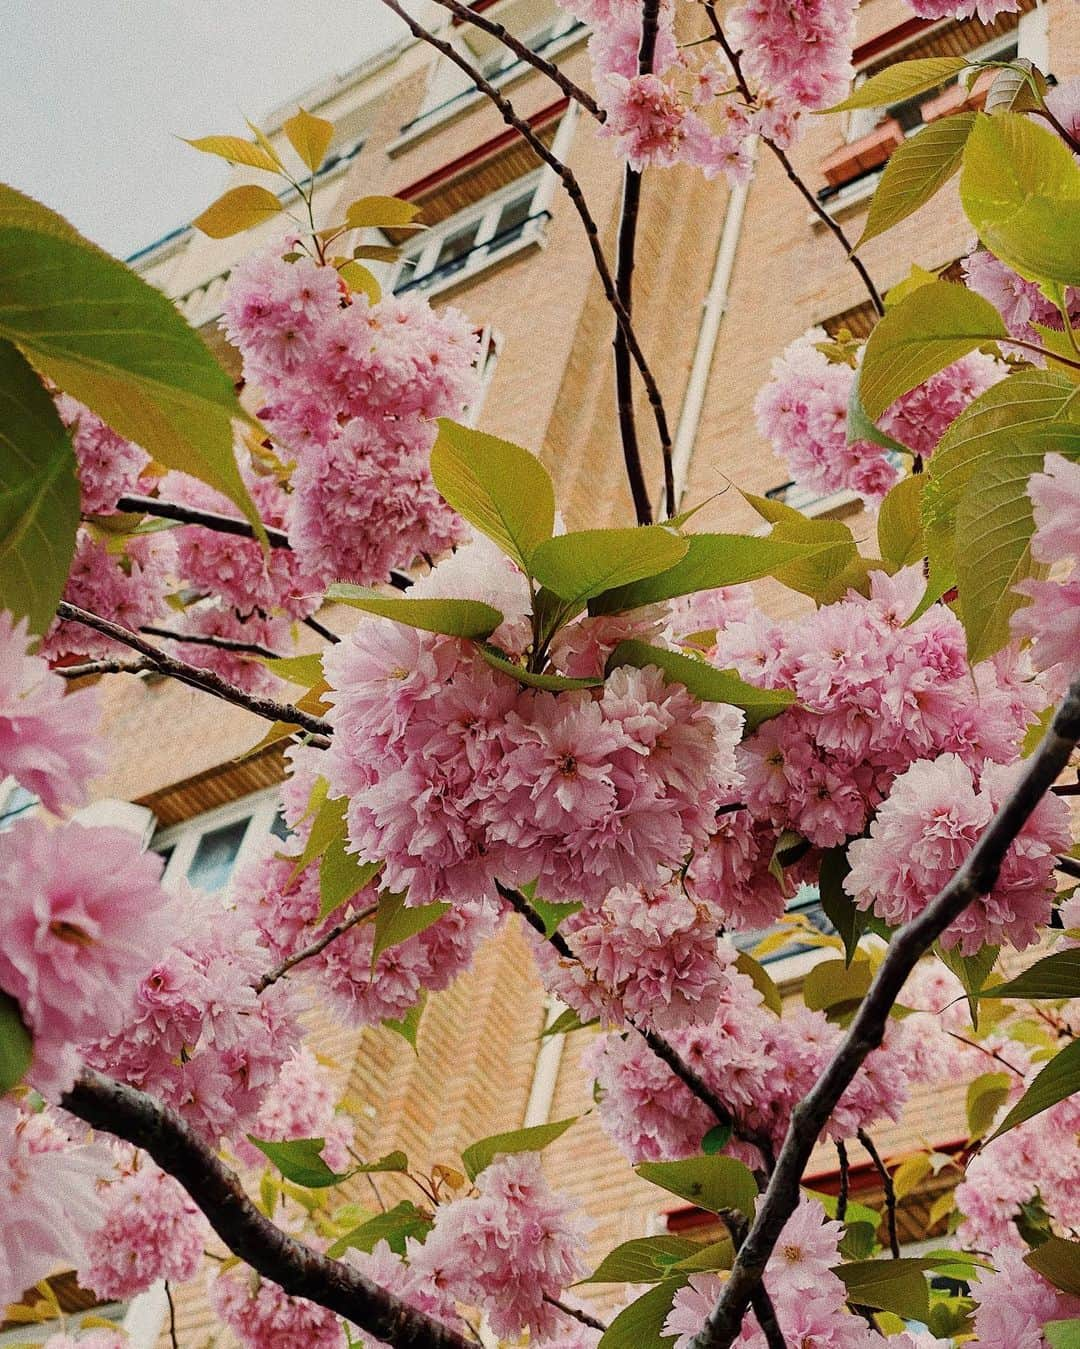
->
[270,807,291,842]
[431,221,482,275]
[186,817,251,893]
[491,192,535,247]
[0,784,37,831]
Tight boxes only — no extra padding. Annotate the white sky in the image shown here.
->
[1,1,404,259]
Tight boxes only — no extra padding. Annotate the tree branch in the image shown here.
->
[254,904,378,993]
[61,1070,474,1349]
[689,674,1080,1349]
[57,657,155,680]
[702,3,884,317]
[614,164,655,527]
[425,0,604,122]
[544,1295,608,1332]
[141,625,283,659]
[750,1288,787,1349]
[55,601,332,744]
[115,494,292,549]
[377,0,676,511]
[857,1129,898,1259]
[835,1138,849,1223]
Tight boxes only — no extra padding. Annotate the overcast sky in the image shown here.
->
[2,1,403,259]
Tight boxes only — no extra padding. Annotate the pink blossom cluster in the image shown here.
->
[754,330,1001,503]
[906,0,1022,26]
[221,247,475,587]
[55,394,151,515]
[210,1260,346,1349]
[345,1240,463,1347]
[969,1249,1080,1349]
[0,1099,109,1311]
[956,1092,1080,1252]
[584,965,920,1162]
[233,1046,354,1172]
[714,567,1046,854]
[409,1152,587,1339]
[0,611,103,813]
[665,1196,877,1348]
[528,885,734,1030]
[1012,452,1080,680]
[0,820,177,1095]
[43,530,175,663]
[88,906,300,1145]
[232,844,498,1027]
[79,1159,209,1299]
[964,249,1080,348]
[323,618,743,905]
[845,753,1071,953]
[168,601,291,696]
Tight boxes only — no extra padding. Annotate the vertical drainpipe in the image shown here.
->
[522,998,569,1127]
[533,100,580,220]
[667,139,758,511]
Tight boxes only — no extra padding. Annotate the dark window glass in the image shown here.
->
[187,817,251,893]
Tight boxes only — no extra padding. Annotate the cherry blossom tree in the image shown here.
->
[1,0,1079,1346]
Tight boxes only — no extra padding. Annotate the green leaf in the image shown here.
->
[961,113,1080,288]
[635,1155,759,1219]
[282,107,334,173]
[372,891,450,964]
[0,990,32,1094]
[818,846,865,966]
[955,425,1078,664]
[835,1259,931,1322]
[877,474,925,569]
[288,793,347,882]
[346,196,423,230]
[848,365,916,455]
[539,1006,594,1040]
[531,527,689,613]
[669,1238,736,1273]
[597,1279,685,1349]
[319,838,382,922]
[892,1153,933,1201]
[530,897,583,937]
[859,281,1007,421]
[337,260,380,304]
[192,184,284,238]
[183,134,281,173]
[936,942,998,1026]
[733,950,782,1015]
[430,419,554,571]
[701,1122,733,1155]
[0,184,264,539]
[980,947,1080,1000]
[856,113,975,249]
[0,340,80,632]
[247,1136,348,1189]
[263,652,325,687]
[1025,1236,1080,1297]
[966,1071,1011,1140]
[461,1116,577,1182]
[803,957,872,1015]
[885,263,943,308]
[606,640,794,730]
[824,58,970,112]
[805,1188,880,1231]
[983,61,1048,117]
[587,532,845,615]
[479,645,602,690]
[581,1236,700,1284]
[383,994,425,1052]
[352,1150,409,1174]
[326,585,502,639]
[1046,1320,1080,1349]
[328,1201,433,1257]
[990,1036,1080,1140]
[741,494,873,605]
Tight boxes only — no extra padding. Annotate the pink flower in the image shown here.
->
[600,73,689,170]
[409,1152,588,1339]
[345,1240,463,1347]
[233,1046,354,1172]
[906,0,1019,23]
[1027,453,1080,565]
[55,395,150,516]
[79,1161,208,1299]
[210,1259,346,1349]
[0,820,178,1094]
[0,610,103,814]
[971,1249,1080,1349]
[964,250,1080,347]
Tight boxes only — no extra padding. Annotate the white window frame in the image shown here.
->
[151,785,283,895]
[463,323,504,426]
[391,168,550,299]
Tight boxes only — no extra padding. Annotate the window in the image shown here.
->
[0,781,36,832]
[463,323,504,426]
[393,170,549,296]
[151,787,285,896]
[732,884,837,968]
[820,6,1043,208]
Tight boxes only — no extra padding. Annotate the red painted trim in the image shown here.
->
[852,16,936,66]
[397,96,569,200]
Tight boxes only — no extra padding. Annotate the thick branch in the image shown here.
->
[62,1071,473,1349]
[115,494,292,549]
[377,0,675,506]
[55,602,332,744]
[613,164,654,527]
[690,675,1080,1349]
[857,1129,898,1259]
[254,904,378,993]
[703,4,884,317]
[426,0,604,121]
[750,1288,787,1349]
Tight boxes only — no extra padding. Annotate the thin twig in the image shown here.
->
[835,1138,849,1224]
[857,1129,899,1259]
[703,3,884,317]
[164,1280,180,1349]
[57,657,155,679]
[544,1295,608,1333]
[254,904,378,993]
[141,625,282,659]
[1056,855,1080,881]
[304,614,341,645]
[689,675,1080,1349]
[613,164,655,527]
[426,0,604,121]
[55,601,332,743]
[377,0,675,500]
[945,1031,1026,1080]
[115,494,292,549]
[62,1071,474,1349]
[750,1287,787,1349]
[1052,781,1080,796]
